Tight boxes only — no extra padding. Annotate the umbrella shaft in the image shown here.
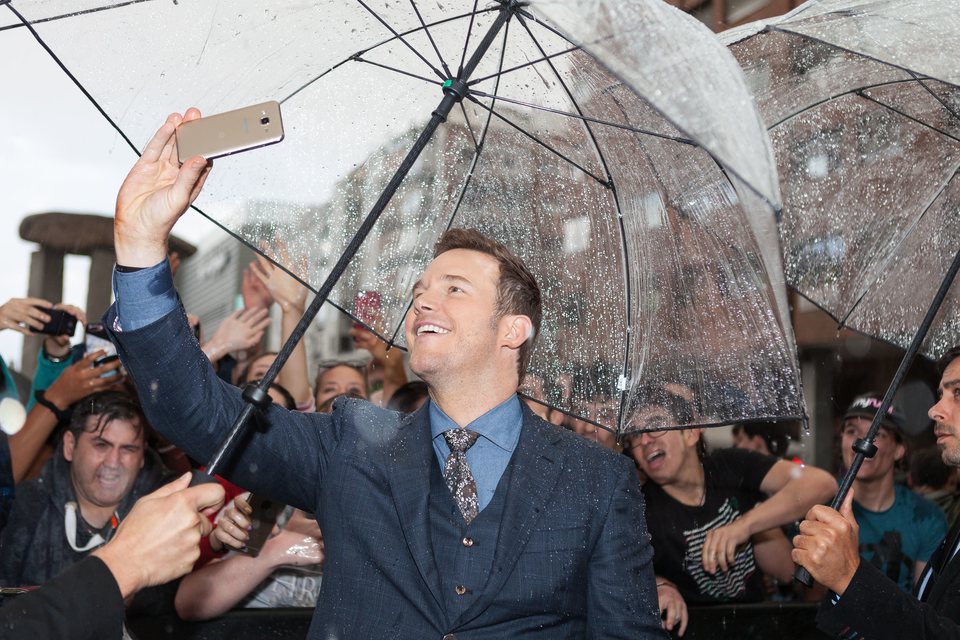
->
[206,4,517,476]
[798,246,960,586]
[832,245,960,509]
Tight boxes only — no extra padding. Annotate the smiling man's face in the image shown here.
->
[405,248,504,386]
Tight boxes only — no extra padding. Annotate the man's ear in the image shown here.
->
[63,431,76,463]
[682,428,702,449]
[502,315,534,350]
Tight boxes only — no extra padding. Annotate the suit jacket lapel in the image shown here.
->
[928,525,960,606]
[388,406,446,617]
[452,410,567,628]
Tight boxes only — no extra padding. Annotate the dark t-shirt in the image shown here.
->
[642,447,777,604]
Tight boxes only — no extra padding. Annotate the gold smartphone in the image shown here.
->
[176,101,284,163]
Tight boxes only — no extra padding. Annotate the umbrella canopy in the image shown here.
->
[725,0,960,358]
[6,0,804,433]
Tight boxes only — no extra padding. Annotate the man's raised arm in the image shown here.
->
[114,109,210,269]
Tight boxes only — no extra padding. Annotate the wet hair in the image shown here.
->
[248,379,297,410]
[386,381,429,413]
[433,228,541,383]
[238,351,279,385]
[732,421,791,458]
[910,448,953,490]
[67,390,145,440]
[632,386,705,459]
[635,386,695,426]
[939,345,960,375]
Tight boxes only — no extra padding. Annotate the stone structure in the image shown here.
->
[18,212,196,378]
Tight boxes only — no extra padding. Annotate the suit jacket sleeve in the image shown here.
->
[816,561,960,640]
[0,556,124,640]
[104,302,341,511]
[586,459,665,639]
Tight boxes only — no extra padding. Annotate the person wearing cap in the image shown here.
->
[794,350,960,638]
[837,393,946,592]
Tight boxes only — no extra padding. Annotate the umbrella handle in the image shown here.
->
[794,565,813,588]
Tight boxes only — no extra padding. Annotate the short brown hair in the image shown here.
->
[939,345,960,375]
[433,228,541,382]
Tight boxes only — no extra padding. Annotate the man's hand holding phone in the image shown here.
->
[115,109,212,269]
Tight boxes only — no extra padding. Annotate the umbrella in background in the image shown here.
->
[724,0,960,584]
[4,0,804,469]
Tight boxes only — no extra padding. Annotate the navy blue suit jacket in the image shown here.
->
[106,303,663,639]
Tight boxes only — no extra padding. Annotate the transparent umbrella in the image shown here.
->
[725,0,960,584]
[4,0,803,464]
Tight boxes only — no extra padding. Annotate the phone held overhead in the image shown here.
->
[176,101,285,163]
[35,308,77,337]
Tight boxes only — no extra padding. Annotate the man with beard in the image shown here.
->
[0,390,174,614]
[796,346,960,638]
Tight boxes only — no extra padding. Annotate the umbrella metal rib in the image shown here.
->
[914,74,960,121]
[406,0,453,78]
[857,91,960,144]
[514,12,635,434]
[468,44,581,86]
[836,164,960,330]
[354,0,447,81]
[468,90,697,146]
[797,245,960,587]
[466,96,611,186]
[0,0,154,33]
[351,56,444,87]
[204,0,520,478]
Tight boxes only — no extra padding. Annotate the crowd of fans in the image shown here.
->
[0,254,955,637]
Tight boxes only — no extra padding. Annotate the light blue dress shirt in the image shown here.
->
[429,395,522,512]
[112,259,178,332]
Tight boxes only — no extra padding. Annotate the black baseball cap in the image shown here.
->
[842,393,906,434]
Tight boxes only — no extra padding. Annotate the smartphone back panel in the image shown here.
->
[176,101,284,162]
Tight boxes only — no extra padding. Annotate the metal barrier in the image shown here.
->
[127,603,832,639]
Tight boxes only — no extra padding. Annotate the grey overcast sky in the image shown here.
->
[0,26,219,370]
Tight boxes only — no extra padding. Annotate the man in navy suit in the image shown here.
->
[794,346,960,639]
[106,109,664,639]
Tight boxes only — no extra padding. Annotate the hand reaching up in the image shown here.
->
[114,109,212,268]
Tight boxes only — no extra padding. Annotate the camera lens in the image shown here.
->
[260,116,270,126]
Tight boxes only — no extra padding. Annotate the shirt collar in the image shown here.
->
[429,394,523,452]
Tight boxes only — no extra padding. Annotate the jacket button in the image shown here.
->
[455,584,467,595]
[462,536,474,547]
[443,635,456,640]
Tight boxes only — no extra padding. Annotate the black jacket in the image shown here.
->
[0,555,124,639]
[817,519,960,639]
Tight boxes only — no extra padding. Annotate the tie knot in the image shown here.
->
[443,428,479,453]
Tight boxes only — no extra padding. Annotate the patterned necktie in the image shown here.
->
[443,428,481,524]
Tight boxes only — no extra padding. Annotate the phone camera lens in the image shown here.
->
[260,116,270,126]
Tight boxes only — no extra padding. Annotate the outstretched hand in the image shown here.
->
[792,490,860,595]
[93,473,225,598]
[115,109,212,268]
[0,297,54,335]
